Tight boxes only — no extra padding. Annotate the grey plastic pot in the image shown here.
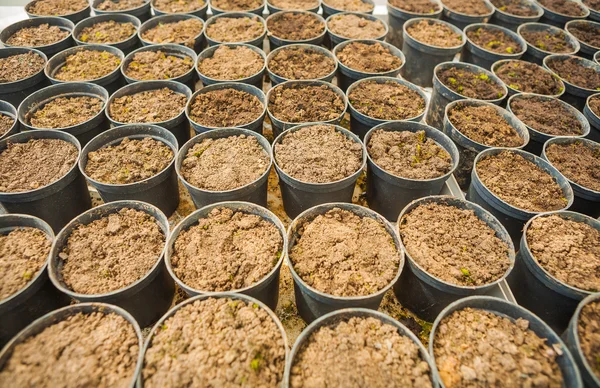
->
[106,80,192,149]
[322,0,374,18]
[429,296,583,388]
[186,82,266,134]
[566,293,600,388]
[326,12,389,48]
[596,50,600,65]
[440,0,494,30]
[92,0,151,23]
[0,100,20,141]
[565,20,600,59]
[266,0,321,14]
[400,18,465,88]
[517,22,580,65]
[364,121,459,222]
[151,0,209,19]
[80,124,180,216]
[165,201,286,310]
[0,47,49,111]
[584,92,600,143]
[0,130,91,233]
[48,200,175,328]
[386,0,443,49]
[73,14,141,55]
[489,0,543,32]
[266,44,338,85]
[347,76,428,141]
[25,0,90,23]
[425,61,508,130]
[544,54,600,111]
[462,23,527,70]
[204,12,267,49]
[266,11,327,51]
[287,203,403,322]
[196,43,266,89]
[209,0,265,14]
[138,14,206,53]
[273,124,366,219]
[0,17,74,57]
[537,0,590,27]
[395,196,515,321]
[466,148,574,247]
[491,59,566,99]
[17,82,110,146]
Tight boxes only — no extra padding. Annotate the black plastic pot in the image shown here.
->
[266,0,321,13]
[386,0,443,49]
[400,18,465,88]
[517,22,580,65]
[138,14,206,53]
[48,200,175,328]
[322,0,374,18]
[196,43,266,89]
[543,54,600,111]
[491,59,566,98]
[565,20,600,59]
[0,130,91,233]
[566,293,600,388]
[0,17,74,58]
[266,11,327,50]
[462,23,527,70]
[537,0,590,27]
[0,47,49,111]
[287,203,403,322]
[73,14,141,55]
[0,100,20,141]
[266,43,338,85]
[151,0,209,18]
[326,12,389,47]
[80,124,180,216]
[584,92,600,143]
[209,0,265,14]
[24,0,90,23]
[92,0,151,23]
[440,0,494,30]
[204,12,267,49]
[489,0,543,31]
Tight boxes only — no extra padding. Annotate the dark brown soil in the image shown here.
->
[590,95,600,116]
[546,57,600,90]
[0,139,77,193]
[153,0,205,12]
[142,297,286,387]
[434,307,563,387]
[109,88,187,123]
[441,0,490,14]
[77,20,137,44]
[290,316,433,388]
[520,29,575,53]
[476,150,567,212]
[85,137,174,184]
[527,214,600,291]
[211,0,262,10]
[348,80,425,120]
[407,19,463,47]
[188,88,263,127]
[269,0,319,9]
[124,51,193,81]
[584,0,600,11]
[268,83,345,123]
[490,0,540,16]
[268,46,336,80]
[205,16,264,43]
[388,0,441,13]
[0,312,139,388]
[438,67,505,99]
[337,41,402,72]
[140,18,204,47]
[96,0,146,10]
[467,26,523,54]
[289,208,401,296]
[567,23,600,48]
[537,0,587,16]
[400,202,511,286]
[27,0,88,15]
[27,96,103,129]
[275,124,362,183]
[510,96,583,135]
[53,50,121,81]
[181,134,269,190]
[60,208,165,294]
[267,12,325,41]
[545,141,600,191]
[5,24,69,47]
[367,129,453,179]
[323,0,374,11]
[0,114,13,135]
[171,207,283,291]
[0,52,45,83]
[327,14,386,39]
[197,45,263,80]
[578,301,600,380]
[495,60,563,95]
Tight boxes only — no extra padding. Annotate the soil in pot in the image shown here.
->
[269,0,319,10]
[476,150,567,212]
[211,0,263,11]
[495,61,563,95]
[388,0,441,13]
[0,311,139,387]
[290,316,433,387]
[578,300,600,380]
[327,14,386,40]
[268,46,336,80]
[434,307,563,387]
[188,88,263,127]
[5,24,69,48]
[583,0,599,11]
[400,202,511,286]
[140,18,204,48]
[440,0,490,15]
[27,0,88,16]
[406,20,463,48]
[0,51,45,83]
[546,57,600,90]
[567,23,600,49]
[510,96,584,136]
[467,26,523,54]
[545,141,600,192]
[197,45,263,80]
[323,0,374,12]
[124,50,194,81]
[109,87,187,123]
[53,50,121,82]
[0,114,14,136]
[268,84,345,123]
[490,0,539,16]
[77,20,137,44]
[171,207,283,291]
[267,12,325,41]
[590,94,600,116]
[0,138,77,192]
[337,41,402,73]
[96,0,146,10]
[520,29,575,53]
[26,96,103,129]
[142,297,286,387]
[180,134,269,190]
[85,137,174,184]
[206,16,264,43]
[348,80,426,120]
[153,0,205,13]
[537,0,587,16]
[437,67,506,99]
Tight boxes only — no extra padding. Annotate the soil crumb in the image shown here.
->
[124,50,194,81]
[268,46,336,80]
[441,0,490,15]
[109,87,187,123]
[27,96,103,129]
[78,20,137,44]
[6,23,69,47]
[53,50,121,81]
[437,66,505,100]
[578,300,600,381]
[27,0,88,15]
[0,52,45,83]
[205,16,265,43]
[509,96,583,136]
[268,83,345,123]
[327,13,386,39]
[494,60,564,95]
[337,41,402,73]
[140,18,203,47]
[267,12,325,41]
[348,80,425,120]
[188,88,263,128]
[545,141,600,192]
[197,45,263,80]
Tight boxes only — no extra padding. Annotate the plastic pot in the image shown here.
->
[462,23,527,70]
[326,12,389,48]
[565,20,600,59]
[209,0,265,14]
[440,0,494,30]
[347,76,428,141]
[537,0,590,27]
[566,293,600,388]
[106,80,192,149]
[151,0,209,18]
[73,14,141,55]
[425,61,508,130]
[489,0,543,31]
[0,47,49,111]
[196,43,266,89]
[266,0,321,14]
[0,130,91,233]
[334,39,405,92]
[386,0,443,49]
[466,148,574,247]
[92,0,151,23]
[138,14,206,53]
[517,22,580,65]
[395,196,515,321]
[543,54,600,111]
[273,124,366,219]
[266,43,338,86]
[0,17,74,58]
[0,214,70,348]
[24,0,90,23]
[266,11,327,50]
[204,12,267,49]
[17,82,110,146]
[322,0,374,18]
[491,59,566,98]
[0,100,20,141]
[584,92,600,143]
[286,203,403,322]
[79,124,180,216]
[400,18,465,88]
[596,51,600,65]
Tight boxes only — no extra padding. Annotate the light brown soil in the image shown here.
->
[153,0,205,12]
[0,312,139,388]
[211,0,263,10]
[584,0,600,10]
[434,307,563,388]
[124,50,193,81]
[268,46,336,80]
[275,124,362,183]
[490,0,539,16]
[578,301,600,380]
[268,83,345,123]
[407,19,462,47]
[53,50,121,81]
[476,150,567,212]
[85,137,174,184]
[27,96,103,129]
[27,0,88,15]
[348,80,425,120]
[269,0,319,9]
[537,0,587,16]
[188,88,263,127]
[96,0,146,10]
[467,26,523,54]
[388,0,441,13]
[140,18,204,47]
[5,24,69,47]
[327,14,386,39]
[495,61,563,95]
[441,0,490,15]
[77,20,137,44]
[520,29,575,53]
[546,57,600,90]
[367,129,453,180]
[325,0,373,11]
[438,67,505,99]
[590,95,600,117]
[567,23,600,48]
[546,141,600,191]
[337,41,402,72]
[205,16,264,43]
[290,316,433,388]
[181,135,269,191]
[0,114,13,135]
[109,87,187,123]
[0,52,45,83]
[197,45,262,80]
[0,139,77,193]
[267,12,325,41]
[510,96,583,135]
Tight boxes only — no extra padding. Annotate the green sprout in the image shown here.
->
[505,47,513,54]
[250,353,263,371]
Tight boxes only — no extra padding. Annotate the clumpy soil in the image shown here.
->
[388,0,441,13]
[53,50,121,81]
[290,316,432,388]
[337,41,402,73]
[400,202,511,286]
[590,95,600,117]
[367,129,453,179]
[0,227,50,301]
[0,52,45,83]
[27,96,103,129]
[476,150,567,212]
[124,50,193,81]
[0,114,14,135]
[142,297,286,387]
[268,46,336,80]
[434,307,563,387]
[269,0,319,10]
[171,207,283,291]
[140,18,204,47]
[211,0,263,10]
[77,20,137,44]
[537,0,587,16]
[274,124,362,183]
[348,80,425,120]
[584,0,600,10]
[490,0,540,16]
[153,0,205,12]
[520,29,575,53]
[0,312,139,388]
[437,67,505,99]
[406,19,462,47]
[188,88,263,127]
[289,208,400,296]
[96,0,146,10]
[109,88,187,123]
[495,61,563,95]
[510,96,584,135]
[568,23,600,48]
[205,16,264,43]
[441,0,490,15]
[85,137,174,184]
[180,135,269,191]
[327,14,386,39]
[6,23,68,47]
[527,214,600,291]
[323,0,374,11]
[546,57,600,90]
[268,83,345,123]
[545,141,600,192]
[197,45,263,80]
[267,12,325,41]
[59,208,165,294]
[0,139,77,192]
[578,301,600,380]
[467,26,522,54]
[27,0,87,15]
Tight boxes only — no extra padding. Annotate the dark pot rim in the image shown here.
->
[402,17,466,51]
[322,0,375,13]
[91,0,151,13]
[0,47,48,90]
[535,0,590,19]
[325,11,389,42]
[463,22,528,57]
[565,19,600,52]
[266,43,338,83]
[266,10,327,44]
[44,44,125,84]
[120,43,198,83]
[386,0,443,17]
[433,61,509,103]
[441,0,494,18]
[150,0,209,14]
[138,13,206,46]
[543,54,600,93]
[333,38,406,76]
[208,0,266,14]
[491,0,543,20]
[204,12,267,45]
[24,0,91,19]
[73,13,141,46]
[596,51,599,65]
[491,58,565,98]
[0,16,74,52]
[517,22,580,56]
[0,100,19,142]
[196,43,266,84]
[570,293,600,387]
